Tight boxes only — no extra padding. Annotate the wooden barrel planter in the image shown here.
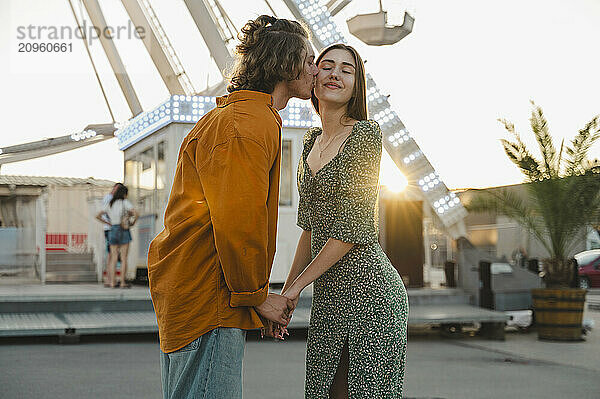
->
[532,288,586,341]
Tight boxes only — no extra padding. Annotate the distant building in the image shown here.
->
[458,183,596,263]
[0,175,115,282]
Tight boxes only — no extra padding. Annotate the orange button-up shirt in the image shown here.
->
[148,90,282,353]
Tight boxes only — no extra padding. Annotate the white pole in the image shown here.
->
[37,192,47,284]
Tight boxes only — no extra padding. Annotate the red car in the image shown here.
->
[575,250,600,289]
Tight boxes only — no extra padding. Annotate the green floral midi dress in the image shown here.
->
[297,120,409,398]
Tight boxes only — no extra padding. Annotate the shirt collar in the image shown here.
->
[216,90,282,127]
[216,90,273,107]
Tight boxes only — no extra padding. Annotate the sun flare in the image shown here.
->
[379,149,408,193]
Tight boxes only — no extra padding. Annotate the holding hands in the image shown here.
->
[255,293,295,339]
[255,288,301,340]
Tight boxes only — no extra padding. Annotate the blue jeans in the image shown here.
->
[160,328,246,399]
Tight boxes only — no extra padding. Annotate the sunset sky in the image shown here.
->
[1,0,599,189]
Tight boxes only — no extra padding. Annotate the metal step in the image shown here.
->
[62,311,158,334]
[0,304,510,338]
[45,253,96,275]
[407,288,472,306]
[46,262,96,272]
[45,271,98,283]
[0,311,157,337]
[0,285,508,339]
[408,304,509,324]
[0,313,69,337]
[46,252,94,260]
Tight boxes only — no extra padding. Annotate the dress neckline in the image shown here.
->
[304,121,361,179]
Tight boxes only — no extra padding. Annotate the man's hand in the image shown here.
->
[260,319,275,338]
[259,319,289,340]
[255,293,294,325]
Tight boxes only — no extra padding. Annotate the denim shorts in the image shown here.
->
[108,225,132,246]
[160,328,246,399]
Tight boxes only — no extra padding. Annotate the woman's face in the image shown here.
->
[314,48,356,108]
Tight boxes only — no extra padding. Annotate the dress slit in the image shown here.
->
[327,336,350,398]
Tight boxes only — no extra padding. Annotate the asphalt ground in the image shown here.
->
[1,318,599,399]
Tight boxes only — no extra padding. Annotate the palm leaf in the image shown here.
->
[556,139,565,175]
[498,118,544,181]
[565,116,600,176]
[529,102,558,178]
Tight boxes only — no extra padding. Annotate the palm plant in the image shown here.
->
[466,102,600,287]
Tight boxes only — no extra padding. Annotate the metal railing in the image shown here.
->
[45,233,88,253]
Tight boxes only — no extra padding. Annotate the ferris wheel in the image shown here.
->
[0,0,466,238]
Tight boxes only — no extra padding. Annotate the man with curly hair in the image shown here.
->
[147,15,318,399]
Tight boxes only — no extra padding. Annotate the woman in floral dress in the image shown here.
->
[281,44,409,398]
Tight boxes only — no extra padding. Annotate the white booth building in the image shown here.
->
[117,95,318,283]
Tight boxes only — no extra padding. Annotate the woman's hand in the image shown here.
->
[282,285,300,313]
[273,324,289,340]
[95,211,111,226]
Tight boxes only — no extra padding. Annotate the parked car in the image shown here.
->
[574,249,600,289]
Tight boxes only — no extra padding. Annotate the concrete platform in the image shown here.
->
[0,313,68,337]
[409,304,508,324]
[0,311,158,337]
[0,284,510,338]
[406,288,471,306]
[0,283,151,302]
